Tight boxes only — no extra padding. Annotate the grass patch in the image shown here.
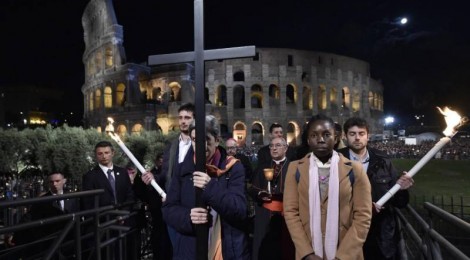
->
[392,159,470,197]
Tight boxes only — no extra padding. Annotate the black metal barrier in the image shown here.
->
[0,190,141,260]
[395,203,470,260]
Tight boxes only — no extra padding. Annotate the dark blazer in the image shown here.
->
[82,165,135,210]
[30,190,79,219]
[13,190,79,251]
[162,147,250,260]
[161,137,180,191]
[338,147,408,258]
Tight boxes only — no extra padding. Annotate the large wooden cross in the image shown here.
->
[148,1,255,259]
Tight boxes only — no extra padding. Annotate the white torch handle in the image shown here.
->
[376,137,451,207]
[110,133,167,199]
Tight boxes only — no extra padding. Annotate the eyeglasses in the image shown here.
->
[269,143,285,149]
[226,146,237,150]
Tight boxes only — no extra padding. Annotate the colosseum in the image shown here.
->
[82,0,384,147]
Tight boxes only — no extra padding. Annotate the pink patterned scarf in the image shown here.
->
[309,151,339,260]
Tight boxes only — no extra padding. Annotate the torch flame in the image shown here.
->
[105,117,115,133]
[437,107,461,136]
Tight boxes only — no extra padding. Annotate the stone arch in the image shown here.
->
[374,92,379,109]
[94,51,103,73]
[379,94,383,111]
[169,82,182,102]
[105,45,113,68]
[233,121,247,146]
[116,83,126,106]
[89,92,94,111]
[287,121,300,146]
[233,71,245,81]
[131,124,143,135]
[251,122,264,146]
[317,85,327,110]
[286,84,297,104]
[215,85,227,106]
[116,124,127,136]
[104,86,112,108]
[368,91,374,109]
[302,86,312,110]
[87,59,95,76]
[330,88,338,106]
[352,91,360,112]
[269,84,280,106]
[342,87,350,108]
[251,84,263,108]
[94,89,102,109]
[233,85,245,109]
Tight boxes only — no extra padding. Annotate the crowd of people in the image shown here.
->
[3,102,447,259]
[368,138,470,160]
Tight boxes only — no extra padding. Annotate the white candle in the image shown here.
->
[376,137,450,207]
[109,132,166,199]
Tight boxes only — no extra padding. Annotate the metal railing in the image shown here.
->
[0,190,140,260]
[396,203,470,260]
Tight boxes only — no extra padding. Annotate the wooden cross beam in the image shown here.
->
[148,45,256,65]
[147,1,255,259]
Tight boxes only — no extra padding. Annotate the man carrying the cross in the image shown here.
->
[158,115,250,259]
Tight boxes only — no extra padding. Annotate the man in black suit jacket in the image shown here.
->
[82,141,135,209]
[82,141,136,258]
[31,172,79,219]
[14,172,79,258]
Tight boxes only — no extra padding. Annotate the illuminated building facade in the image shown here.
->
[82,0,384,145]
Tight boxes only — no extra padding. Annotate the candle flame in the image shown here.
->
[437,107,462,136]
[105,117,115,133]
[264,168,274,181]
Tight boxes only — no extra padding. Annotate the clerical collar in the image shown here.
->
[273,157,286,164]
[349,149,370,164]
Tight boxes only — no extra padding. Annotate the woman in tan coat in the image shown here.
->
[284,114,372,260]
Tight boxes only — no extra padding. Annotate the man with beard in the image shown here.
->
[338,117,413,260]
[160,102,195,249]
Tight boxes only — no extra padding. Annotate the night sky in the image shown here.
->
[1,0,470,127]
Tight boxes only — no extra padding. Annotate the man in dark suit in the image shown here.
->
[82,141,136,258]
[31,172,79,220]
[14,172,79,259]
[249,137,295,260]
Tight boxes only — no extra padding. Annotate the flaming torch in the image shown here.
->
[105,117,166,199]
[376,107,468,207]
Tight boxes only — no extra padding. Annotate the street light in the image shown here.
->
[385,116,395,125]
